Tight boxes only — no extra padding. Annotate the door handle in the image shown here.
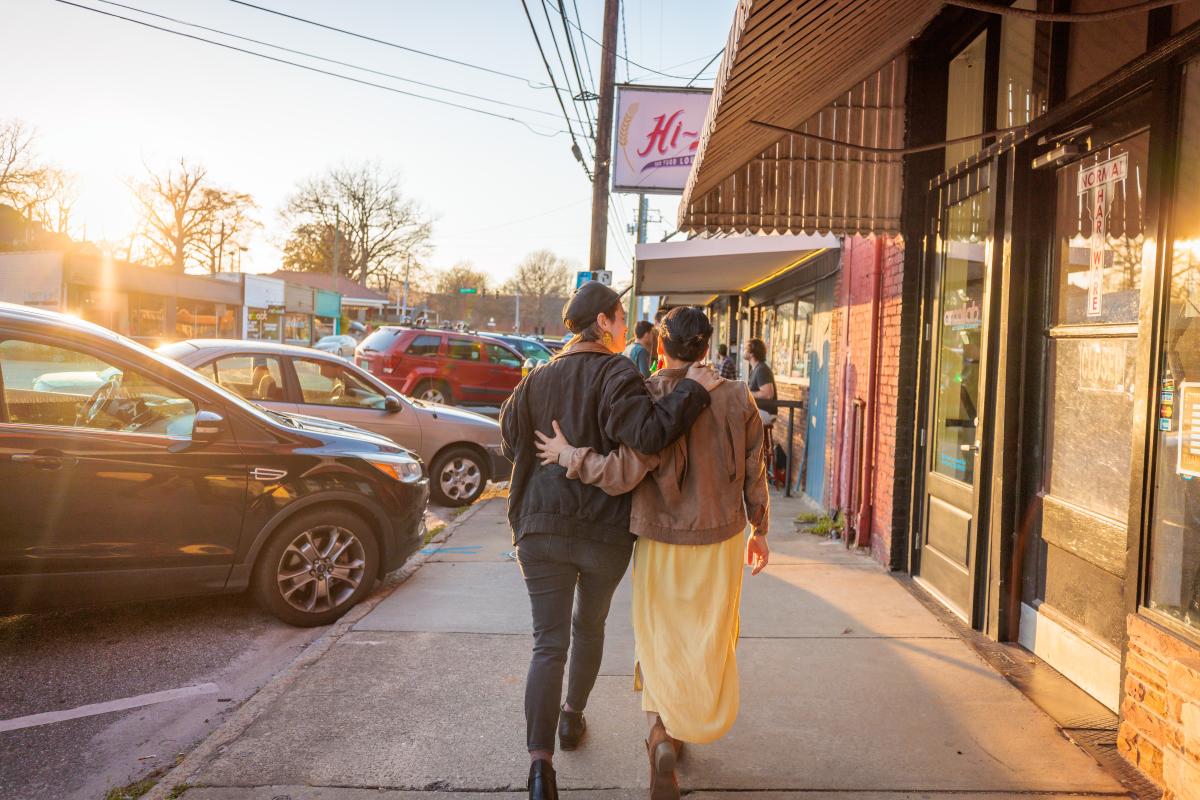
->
[11,452,78,469]
[959,442,980,454]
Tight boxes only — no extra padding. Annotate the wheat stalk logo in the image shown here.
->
[619,102,638,173]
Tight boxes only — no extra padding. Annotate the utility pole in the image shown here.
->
[331,206,340,282]
[515,290,521,334]
[401,255,411,319]
[628,193,648,324]
[588,0,620,272]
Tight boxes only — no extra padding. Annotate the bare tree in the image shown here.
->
[280,163,432,288]
[28,168,78,236]
[435,261,490,295]
[506,249,573,332]
[196,188,259,274]
[130,159,257,272]
[0,119,47,209]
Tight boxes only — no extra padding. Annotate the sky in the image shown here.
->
[3,0,735,289]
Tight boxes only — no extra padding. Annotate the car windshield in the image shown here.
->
[359,328,403,351]
[156,341,198,360]
[316,336,343,346]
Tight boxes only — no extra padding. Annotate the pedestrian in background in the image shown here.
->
[500,281,720,800]
[536,306,770,800]
[717,343,737,380]
[624,320,656,378]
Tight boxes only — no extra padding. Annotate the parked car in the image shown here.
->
[160,339,510,506]
[0,303,429,627]
[313,334,358,359]
[490,334,554,365]
[354,327,524,408]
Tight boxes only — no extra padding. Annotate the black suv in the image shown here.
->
[0,303,429,626]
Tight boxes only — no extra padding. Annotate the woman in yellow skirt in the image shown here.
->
[536,306,770,800]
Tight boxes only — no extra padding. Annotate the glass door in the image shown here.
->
[917,179,993,622]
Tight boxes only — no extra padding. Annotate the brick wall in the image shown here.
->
[825,234,905,568]
[1119,614,1200,798]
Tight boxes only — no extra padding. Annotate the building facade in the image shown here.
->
[678,1,1200,795]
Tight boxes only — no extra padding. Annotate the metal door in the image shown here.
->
[916,173,995,622]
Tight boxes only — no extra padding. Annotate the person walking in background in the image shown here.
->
[500,282,720,800]
[624,320,656,378]
[535,306,770,800]
[745,337,778,476]
[717,343,737,380]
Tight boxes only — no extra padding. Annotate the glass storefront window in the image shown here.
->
[283,313,310,346]
[792,297,814,382]
[997,0,1041,128]
[176,300,218,340]
[130,294,165,340]
[1148,62,1200,630]
[946,30,987,170]
[932,191,988,484]
[1054,131,1149,325]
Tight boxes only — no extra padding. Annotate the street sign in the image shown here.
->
[458,287,478,295]
[1077,153,1127,319]
[576,271,613,289]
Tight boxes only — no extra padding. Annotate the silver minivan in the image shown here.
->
[159,339,509,506]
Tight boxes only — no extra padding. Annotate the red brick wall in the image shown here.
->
[826,235,905,566]
[1119,614,1200,798]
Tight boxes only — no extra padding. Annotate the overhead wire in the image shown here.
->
[619,0,630,82]
[91,0,588,125]
[541,0,695,80]
[518,0,594,177]
[571,0,598,91]
[223,0,558,89]
[52,0,571,136]
[540,0,596,149]
[686,49,724,87]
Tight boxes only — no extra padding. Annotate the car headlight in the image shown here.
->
[365,453,424,483]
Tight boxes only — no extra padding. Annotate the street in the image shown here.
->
[0,504,463,800]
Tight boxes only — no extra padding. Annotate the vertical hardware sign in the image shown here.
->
[1077,153,1127,318]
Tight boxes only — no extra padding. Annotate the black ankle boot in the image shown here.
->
[528,758,558,800]
[558,705,586,751]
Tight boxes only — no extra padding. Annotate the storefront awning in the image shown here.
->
[681,0,940,236]
[636,233,838,296]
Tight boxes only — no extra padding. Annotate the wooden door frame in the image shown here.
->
[912,160,1003,628]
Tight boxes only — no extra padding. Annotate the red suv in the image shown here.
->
[356,327,524,406]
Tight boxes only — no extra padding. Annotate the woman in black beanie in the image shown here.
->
[500,283,719,800]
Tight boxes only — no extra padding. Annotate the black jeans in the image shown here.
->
[517,532,633,753]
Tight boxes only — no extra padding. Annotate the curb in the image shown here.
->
[143,498,497,800]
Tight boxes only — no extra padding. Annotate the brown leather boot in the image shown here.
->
[646,718,679,800]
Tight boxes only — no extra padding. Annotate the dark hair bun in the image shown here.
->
[658,306,713,363]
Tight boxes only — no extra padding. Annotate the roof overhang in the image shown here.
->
[681,0,941,236]
[636,233,838,297]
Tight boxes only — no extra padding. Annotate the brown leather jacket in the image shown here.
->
[559,366,769,545]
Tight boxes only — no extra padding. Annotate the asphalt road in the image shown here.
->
[0,504,463,800]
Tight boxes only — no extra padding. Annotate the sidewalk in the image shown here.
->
[167,494,1134,799]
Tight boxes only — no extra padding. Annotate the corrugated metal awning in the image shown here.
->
[680,0,941,236]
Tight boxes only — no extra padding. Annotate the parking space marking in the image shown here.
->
[0,682,219,732]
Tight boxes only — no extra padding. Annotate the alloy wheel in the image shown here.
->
[439,457,482,502]
[420,385,446,404]
[275,525,367,614]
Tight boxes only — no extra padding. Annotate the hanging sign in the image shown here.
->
[1077,153,1126,319]
[613,85,712,194]
[1177,382,1200,477]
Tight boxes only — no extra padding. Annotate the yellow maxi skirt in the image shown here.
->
[632,532,744,744]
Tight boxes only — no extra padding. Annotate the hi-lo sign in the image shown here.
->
[1077,152,1127,318]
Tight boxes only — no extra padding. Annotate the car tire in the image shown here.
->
[252,508,380,627]
[429,447,488,506]
[415,379,451,405]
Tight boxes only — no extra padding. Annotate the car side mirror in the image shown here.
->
[191,410,225,447]
[384,395,403,413]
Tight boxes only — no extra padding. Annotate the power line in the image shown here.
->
[619,0,629,82]
[92,0,587,125]
[571,0,598,93]
[686,49,724,87]
[518,0,594,178]
[224,0,557,89]
[541,0,596,148]
[542,0,693,81]
[51,0,570,137]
